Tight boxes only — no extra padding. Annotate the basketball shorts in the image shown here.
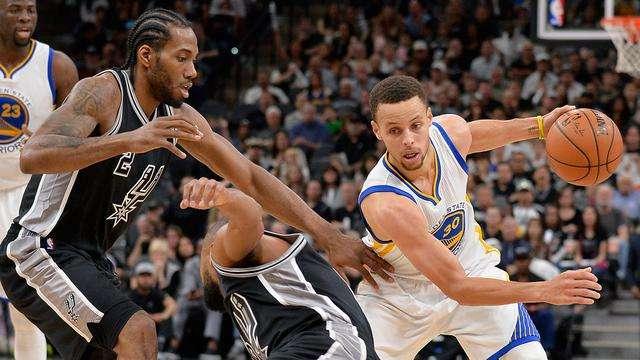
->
[0,184,27,299]
[356,266,541,360]
[0,223,141,360]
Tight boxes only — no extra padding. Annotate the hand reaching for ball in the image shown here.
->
[541,105,577,138]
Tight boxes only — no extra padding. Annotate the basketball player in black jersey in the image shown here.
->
[0,7,391,360]
[183,177,380,360]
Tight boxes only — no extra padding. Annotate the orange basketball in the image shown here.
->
[545,108,623,186]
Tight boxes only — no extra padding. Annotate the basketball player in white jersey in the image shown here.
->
[0,1,78,358]
[357,76,601,360]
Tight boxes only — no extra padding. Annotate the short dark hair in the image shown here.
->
[123,8,191,70]
[369,75,426,121]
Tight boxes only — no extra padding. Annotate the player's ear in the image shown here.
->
[426,107,433,119]
[371,120,382,140]
[137,45,154,69]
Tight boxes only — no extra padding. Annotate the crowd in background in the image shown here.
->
[1,0,640,359]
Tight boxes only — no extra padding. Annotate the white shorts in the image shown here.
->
[356,266,541,360]
[0,184,27,299]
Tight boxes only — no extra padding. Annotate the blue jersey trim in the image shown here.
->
[47,47,56,102]
[358,185,416,244]
[432,122,468,173]
[381,147,442,205]
[487,335,540,360]
[358,185,416,205]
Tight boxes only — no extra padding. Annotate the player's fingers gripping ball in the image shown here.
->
[545,108,623,186]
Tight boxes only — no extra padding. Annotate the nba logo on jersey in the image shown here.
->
[548,0,565,27]
[0,90,30,145]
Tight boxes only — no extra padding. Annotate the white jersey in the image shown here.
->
[0,40,56,190]
[359,119,501,287]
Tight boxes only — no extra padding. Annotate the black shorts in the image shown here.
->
[0,224,141,360]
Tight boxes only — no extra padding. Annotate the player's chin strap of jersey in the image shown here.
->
[536,115,545,140]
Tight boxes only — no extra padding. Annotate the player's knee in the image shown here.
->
[125,312,156,340]
[115,311,157,359]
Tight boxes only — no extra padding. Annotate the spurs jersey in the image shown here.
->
[0,40,56,190]
[358,119,501,289]
[14,69,174,256]
[213,231,379,360]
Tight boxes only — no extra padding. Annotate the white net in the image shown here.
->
[602,17,640,77]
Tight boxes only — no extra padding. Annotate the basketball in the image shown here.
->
[545,108,623,186]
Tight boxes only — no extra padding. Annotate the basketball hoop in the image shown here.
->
[602,16,640,77]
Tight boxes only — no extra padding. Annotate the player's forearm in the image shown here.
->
[246,164,329,243]
[216,188,264,233]
[450,277,546,306]
[20,133,131,173]
[468,117,539,154]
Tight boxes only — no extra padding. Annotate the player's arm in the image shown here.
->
[52,50,79,107]
[455,105,576,154]
[20,74,202,174]
[177,105,393,286]
[361,192,602,306]
[183,178,265,267]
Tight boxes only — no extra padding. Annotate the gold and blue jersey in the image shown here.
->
[358,117,500,282]
[0,40,56,190]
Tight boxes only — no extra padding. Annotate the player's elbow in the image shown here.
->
[440,278,472,305]
[19,147,39,174]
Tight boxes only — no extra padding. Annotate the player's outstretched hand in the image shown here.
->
[542,267,602,305]
[541,105,576,137]
[179,177,229,210]
[322,228,394,289]
[128,115,203,159]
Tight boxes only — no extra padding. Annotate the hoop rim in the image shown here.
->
[601,16,640,29]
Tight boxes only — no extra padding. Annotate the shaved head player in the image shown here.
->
[0,0,78,359]
[0,8,390,360]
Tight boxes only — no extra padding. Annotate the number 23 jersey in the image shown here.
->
[0,40,56,191]
[358,119,501,288]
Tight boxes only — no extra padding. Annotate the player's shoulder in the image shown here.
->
[432,113,471,156]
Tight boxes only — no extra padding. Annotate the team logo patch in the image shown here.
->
[432,209,465,254]
[65,293,79,322]
[0,94,29,144]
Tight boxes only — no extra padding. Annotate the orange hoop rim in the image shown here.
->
[601,16,640,29]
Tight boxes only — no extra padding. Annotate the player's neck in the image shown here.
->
[132,68,161,119]
[0,38,32,69]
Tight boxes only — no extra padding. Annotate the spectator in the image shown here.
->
[302,70,333,111]
[148,239,182,298]
[493,162,515,208]
[256,105,283,140]
[532,166,557,205]
[332,79,360,115]
[594,184,626,238]
[521,52,559,103]
[333,117,376,167]
[499,216,527,269]
[512,179,543,228]
[470,40,501,81]
[482,206,504,242]
[129,261,177,352]
[558,69,585,103]
[332,181,366,235]
[290,103,332,157]
[557,186,582,240]
[612,174,640,224]
[473,184,495,224]
[628,232,640,299]
[321,165,344,211]
[305,180,332,221]
[243,68,290,105]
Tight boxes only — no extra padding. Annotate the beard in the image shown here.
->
[147,60,184,108]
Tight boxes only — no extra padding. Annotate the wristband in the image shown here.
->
[536,115,545,140]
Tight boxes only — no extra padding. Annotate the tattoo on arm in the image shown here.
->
[32,76,117,146]
[527,125,538,136]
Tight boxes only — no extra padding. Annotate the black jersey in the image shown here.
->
[213,231,379,360]
[15,69,173,256]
